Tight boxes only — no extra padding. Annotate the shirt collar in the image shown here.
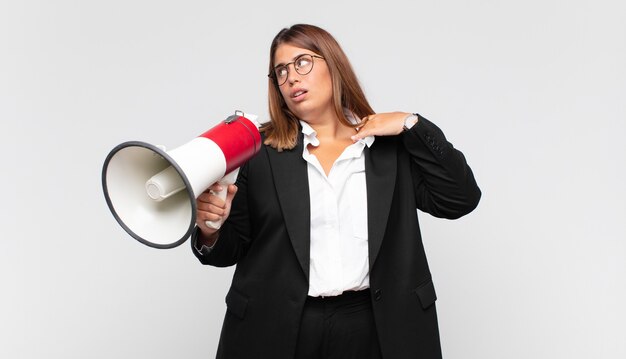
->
[300,120,319,148]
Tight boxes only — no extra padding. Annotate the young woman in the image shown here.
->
[192,24,481,359]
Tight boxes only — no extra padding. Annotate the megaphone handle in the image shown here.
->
[205,168,240,230]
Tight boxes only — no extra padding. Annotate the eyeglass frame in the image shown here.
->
[268,53,325,86]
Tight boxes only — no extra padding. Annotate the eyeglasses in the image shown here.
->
[268,54,325,86]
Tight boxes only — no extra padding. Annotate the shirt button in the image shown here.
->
[374,289,382,301]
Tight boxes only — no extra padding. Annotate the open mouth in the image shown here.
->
[292,90,307,98]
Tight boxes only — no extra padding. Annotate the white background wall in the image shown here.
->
[1,0,624,358]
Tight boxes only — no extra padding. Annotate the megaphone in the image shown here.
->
[102,111,262,249]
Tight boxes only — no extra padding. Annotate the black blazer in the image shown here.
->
[192,115,481,359]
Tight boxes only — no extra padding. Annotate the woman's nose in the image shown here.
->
[286,65,301,85]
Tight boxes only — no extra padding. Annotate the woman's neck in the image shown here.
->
[302,107,354,141]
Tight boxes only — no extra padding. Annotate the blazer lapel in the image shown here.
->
[266,135,311,281]
[365,137,397,270]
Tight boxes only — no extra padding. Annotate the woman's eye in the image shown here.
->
[296,58,311,67]
[276,67,288,77]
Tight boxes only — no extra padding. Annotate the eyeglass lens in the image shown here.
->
[274,54,316,85]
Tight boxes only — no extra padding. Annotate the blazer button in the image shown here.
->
[374,289,382,301]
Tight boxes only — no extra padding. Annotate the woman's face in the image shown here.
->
[273,43,333,122]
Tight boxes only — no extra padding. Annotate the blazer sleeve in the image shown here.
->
[191,161,253,267]
[402,114,481,219]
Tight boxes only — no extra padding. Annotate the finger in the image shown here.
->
[209,183,224,191]
[358,115,372,129]
[196,209,223,221]
[196,211,222,224]
[197,191,224,205]
[224,185,238,210]
[200,183,224,196]
[352,126,374,141]
[361,114,374,122]
[197,202,226,215]
[197,194,228,211]
[227,184,238,197]
[355,114,378,136]
[197,192,212,202]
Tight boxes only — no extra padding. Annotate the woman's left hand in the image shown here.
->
[351,112,413,142]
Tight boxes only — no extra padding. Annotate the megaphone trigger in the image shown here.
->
[205,168,240,230]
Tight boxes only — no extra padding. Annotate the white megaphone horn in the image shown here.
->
[102,111,262,249]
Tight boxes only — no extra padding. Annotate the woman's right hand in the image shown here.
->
[195,183,238,241]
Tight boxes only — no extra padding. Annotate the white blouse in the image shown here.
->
[300,119,375,297]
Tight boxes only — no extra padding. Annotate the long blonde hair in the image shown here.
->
[263,24,375,151]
